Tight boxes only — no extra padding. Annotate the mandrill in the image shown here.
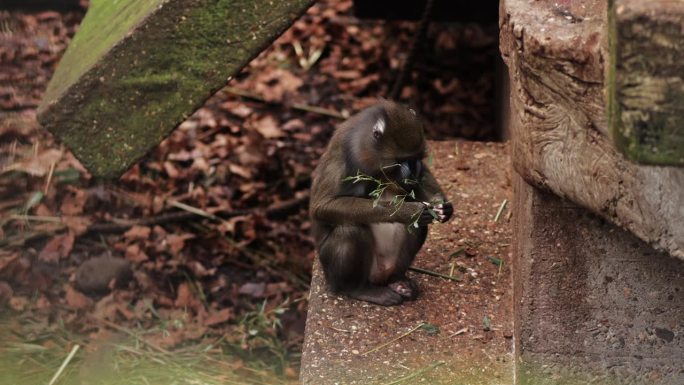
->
[310,100,452,306]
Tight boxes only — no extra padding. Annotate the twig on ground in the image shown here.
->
[448,327,468,337]
[90,194,309,234]
[167,199,222,221]
[47,344,80,385]
[90,316,170,355]
[409,266,462,282]
[2,195,310,241]
[494,199,508,222]
[224,86,348,119]
[382,361,445,385]
[362,322,425,356]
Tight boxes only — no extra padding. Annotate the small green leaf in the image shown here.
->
[486,256,502,266]
[420,323,440,335]
[23,191,44,213]
[53,167,81,184]
[449,248,466,258]
[483,316,491,331]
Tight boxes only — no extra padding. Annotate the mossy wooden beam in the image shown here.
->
[608,0,684,166]
[37,0,315,178]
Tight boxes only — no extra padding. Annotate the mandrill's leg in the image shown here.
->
[318,224,403,306]
[387,225,428,300]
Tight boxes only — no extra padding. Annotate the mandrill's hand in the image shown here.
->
[431,200,453,223]
[415,200,453,225]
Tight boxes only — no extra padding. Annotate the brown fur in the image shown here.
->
[310,101,452,306]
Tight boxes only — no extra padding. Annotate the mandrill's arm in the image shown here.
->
[311,195,429,225]
[416,165,453,223]
[418,166,447,202]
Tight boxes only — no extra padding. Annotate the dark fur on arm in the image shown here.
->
[312,196,425,225]
[416,165,447,202]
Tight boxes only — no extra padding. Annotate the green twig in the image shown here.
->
[383,361,446,385]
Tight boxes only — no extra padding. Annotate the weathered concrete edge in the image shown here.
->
[38,0,316,179]
[500,0,684,260]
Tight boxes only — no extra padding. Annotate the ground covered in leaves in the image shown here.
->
[0,1,499,383]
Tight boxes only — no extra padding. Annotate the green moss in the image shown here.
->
[42,0,163,106]
[39,0,314,178]
[517,358,627,385]
[607,3,684,166]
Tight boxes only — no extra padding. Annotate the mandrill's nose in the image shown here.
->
[399,159,422,181]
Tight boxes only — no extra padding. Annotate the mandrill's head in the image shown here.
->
[343,100,426,183]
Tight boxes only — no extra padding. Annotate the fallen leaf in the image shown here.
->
[123,226,151,241]
[125,244,149,263]
[62,216,91,235]
[228,164,252,179]
[239,282,266,298]
[60,188,87,215]
[253,115,284,139]
[66,285,92,309]
[9,296,28,311]
[204,308,233,327]
[0,281,13,305]
[175,282,197,308]
[38,232,75,263]
[166,234,194,256]
[3,148,62,176]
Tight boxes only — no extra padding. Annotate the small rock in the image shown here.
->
[75,256,132,295]
[654,327,675,343]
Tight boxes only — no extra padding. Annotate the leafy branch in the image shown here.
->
[342,167,439,230]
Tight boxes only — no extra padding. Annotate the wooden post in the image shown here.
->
[499,0,684,260]
[513,175,684,385]
[501,0,684,383]
[38,0,314,178]
[608,0,684,165]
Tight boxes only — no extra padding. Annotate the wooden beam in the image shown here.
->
[38,0,315,178]
[608,0,684,165]
[500,0,684,260]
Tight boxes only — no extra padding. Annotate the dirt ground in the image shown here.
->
[301,140,514,385]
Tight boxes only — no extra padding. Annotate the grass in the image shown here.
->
[0,309,299,385]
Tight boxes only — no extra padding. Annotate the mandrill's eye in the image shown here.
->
[372,117,385,140]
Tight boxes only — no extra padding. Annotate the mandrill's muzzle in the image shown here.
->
[398,158,422,183]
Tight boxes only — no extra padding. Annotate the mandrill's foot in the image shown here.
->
[388,277,418,300]
[347,285,404,306]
